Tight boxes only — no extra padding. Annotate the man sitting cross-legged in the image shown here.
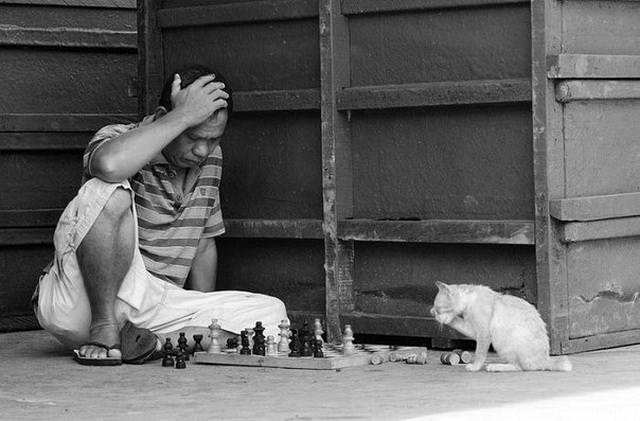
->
[33,65,287,365]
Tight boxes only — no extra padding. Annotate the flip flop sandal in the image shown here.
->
[120,321,159,364]
[73,343,122,366]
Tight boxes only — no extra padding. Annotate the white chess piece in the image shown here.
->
[278,319,290,353]
[342,324,355,356]
[313,318,324,346]
[266,335,278,356]
[207,319,222,353]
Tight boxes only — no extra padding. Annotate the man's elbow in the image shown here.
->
[91,154,128,182]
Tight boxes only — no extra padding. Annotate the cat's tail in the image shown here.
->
[546,355,572,372]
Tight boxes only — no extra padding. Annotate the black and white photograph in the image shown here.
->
[1,0,639,419]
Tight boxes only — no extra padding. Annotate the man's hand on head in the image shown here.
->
[170,73,229,128]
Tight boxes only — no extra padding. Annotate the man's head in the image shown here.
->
[155,65,233,168]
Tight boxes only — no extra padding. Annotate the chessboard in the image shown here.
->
[192,344,428,370]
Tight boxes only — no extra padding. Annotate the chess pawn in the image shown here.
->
[288,329,301,357]
[175,350,187,369]
[277,319,290,353]
[192,334,205,353]
[226,337,239,353]
[313,339,324,358]
[266,335,278,356]
[162,338,175,367]
[342,324,356,356]
[207,319,222,353]
[240,330,252,355]
[177,332,189,360]
[313,318,324,345]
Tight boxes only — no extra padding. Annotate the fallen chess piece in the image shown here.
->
[440,351,461,365]
[452,349,473,364]
[405,351,428,365]
[369,352,388,365]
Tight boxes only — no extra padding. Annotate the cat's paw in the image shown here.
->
[465,363,483,372]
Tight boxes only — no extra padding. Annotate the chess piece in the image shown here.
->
[192,334,204,354]
[240,330,251,355]
[245,327,255,350]
[415,351,428,365]
[342,324,355,356]
[226,337,239,353]
[277,319,290,353]
[313,318,324,346]
[252,321,266,356]
[370,353,387,365]
[175,350,186,369]
[162,338,175,367]
[177,332,189,360]
[207,319,222,353]
[266,335,278,356]
[288,329,301,357]
[452,349,473,364]
[313,339,324,358]
[440,352,460,365]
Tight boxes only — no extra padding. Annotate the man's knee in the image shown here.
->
[101,186,133,222]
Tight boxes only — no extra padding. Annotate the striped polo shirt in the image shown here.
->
[82,116,225,287]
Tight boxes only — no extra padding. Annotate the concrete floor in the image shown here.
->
[1,330,640,421]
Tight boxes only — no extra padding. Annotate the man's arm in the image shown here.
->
[184,236,218,292]
[90,74,228,182]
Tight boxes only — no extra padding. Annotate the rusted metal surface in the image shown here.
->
[339,219,534,245]
[533,0,640,353]
[0,2,137,329]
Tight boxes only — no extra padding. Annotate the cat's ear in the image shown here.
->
[435,281,451,293]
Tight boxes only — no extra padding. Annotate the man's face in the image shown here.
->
[163,108,229,168]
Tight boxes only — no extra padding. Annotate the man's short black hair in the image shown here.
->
[158,65,233,115]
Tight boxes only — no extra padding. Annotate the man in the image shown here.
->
[34,66,287,365]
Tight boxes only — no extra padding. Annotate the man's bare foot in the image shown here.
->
[78,321,122,359]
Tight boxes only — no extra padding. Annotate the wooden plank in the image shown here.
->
[0,113,137,132]
[550,193,640,222]
[157,0,318,29]
[336,79,531,111]
[0,27,136,50]
[138,0,164,117]
[223,219,323,239]
[339,219,535,245]
[234,89,320,112]
[0,133,88,150]
[341,0,528,15]
[531,0,569,355]
[320,0,353,342]
[340,312,467,340]
[561,216,640,243]
[0,228,53,245]
[556,80,640,103]
[0,0,135,8]
[0,210,61,228]
[548,54,640,79]
[565,329,640,355]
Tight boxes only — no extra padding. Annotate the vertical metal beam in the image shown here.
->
[138,0,164,117]
[319,0,354,343]
[531,0,569,354]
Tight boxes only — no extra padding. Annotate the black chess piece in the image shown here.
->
[288,329,301,357]
[162,338,175,367]
[175,350,186,369]
[177,332,189,361]
[252,321,266,356]
[192,334,204,354]
[313,339,324,358]
[240,330,251,355]
[226,337,239,350]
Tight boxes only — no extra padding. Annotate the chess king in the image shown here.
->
[32,65,288,366]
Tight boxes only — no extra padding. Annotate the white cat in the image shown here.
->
[430,281,571,372]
